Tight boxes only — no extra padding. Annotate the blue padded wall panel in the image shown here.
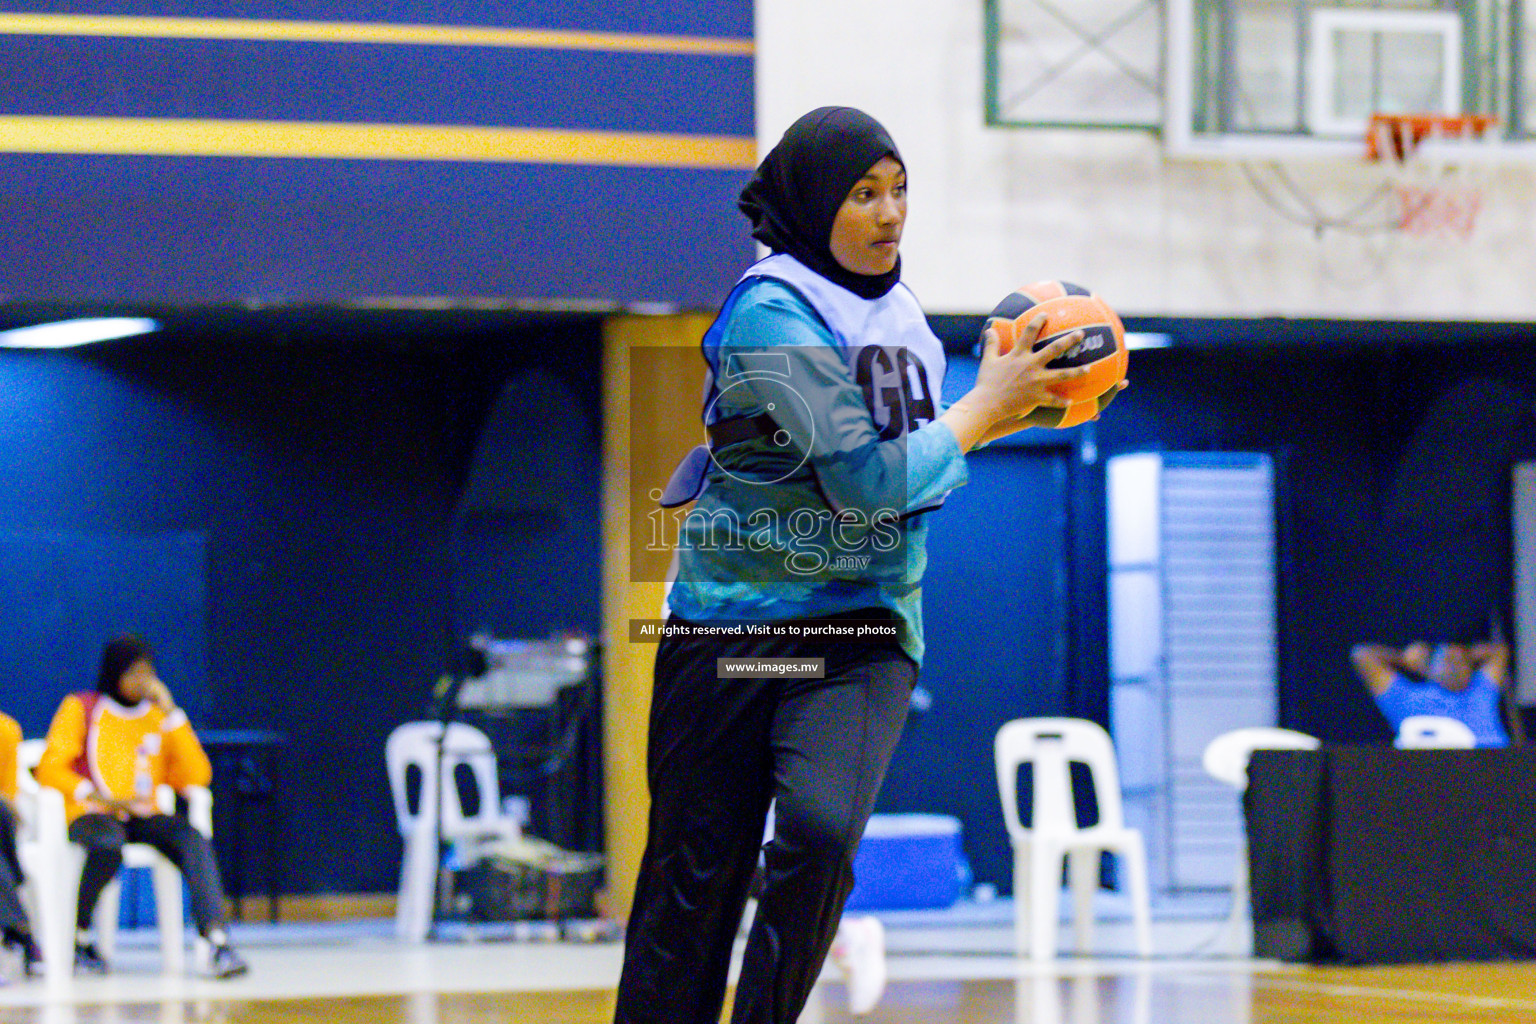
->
[0,0,756,306]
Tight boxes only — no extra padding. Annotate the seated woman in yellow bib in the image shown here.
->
[36,636,248,978]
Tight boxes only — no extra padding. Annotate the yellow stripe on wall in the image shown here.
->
[0,115,758,169]
[0,12,754,57]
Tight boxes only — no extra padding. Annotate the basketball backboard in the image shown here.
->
[985,0,1163,129]
[987,0,1536,164]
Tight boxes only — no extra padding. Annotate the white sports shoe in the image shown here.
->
[830,914,886,1015]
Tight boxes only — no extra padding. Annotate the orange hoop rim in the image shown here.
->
[1365,113,1500,163]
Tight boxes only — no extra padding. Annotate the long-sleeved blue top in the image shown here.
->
[667,275,969,665]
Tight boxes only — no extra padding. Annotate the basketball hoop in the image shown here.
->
[1365,113,1500,238]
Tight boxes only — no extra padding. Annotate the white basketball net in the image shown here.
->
[1366,114,1499,238]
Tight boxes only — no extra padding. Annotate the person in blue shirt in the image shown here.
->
[1351,639,1514,747]
[613,106,1114,1024]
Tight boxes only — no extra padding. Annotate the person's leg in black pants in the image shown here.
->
[122,814,230,938]
[731,648,914,1023]
[69,812,127,973]
[70,814,127,932]
[0,801,31,933]
[0,801,40,973]
[614,636,779,1024]
[70,812,248,977]
[123,814,249,976]
[613,637,914,1024]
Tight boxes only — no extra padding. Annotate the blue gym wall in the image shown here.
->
[1095,320,1536,752]
[0,0,749,895]
[0,317,606,894]
[1086,338,1406,758]
[873,320,1536,895]
[0,2,755,306]
[1,316,1531,899]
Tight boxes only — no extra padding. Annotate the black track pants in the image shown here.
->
[614,629,915,1024]
[0,802,29,936]
[71,812,228,935]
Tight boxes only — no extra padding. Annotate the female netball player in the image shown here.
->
[613,106,1100,1023]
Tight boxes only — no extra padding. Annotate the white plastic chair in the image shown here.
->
[994,717,1151,959]
[385,721,523,942]
[1394,715,1477,749]
[15,738,213,982]
[1201,727,1321,953]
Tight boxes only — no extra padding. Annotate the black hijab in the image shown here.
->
[98,635,153,703]
[737,106,904,300]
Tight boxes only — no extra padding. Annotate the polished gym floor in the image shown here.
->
[2,903,1534,1024]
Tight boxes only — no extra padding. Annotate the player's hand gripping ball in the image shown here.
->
[983,280,1129,429]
